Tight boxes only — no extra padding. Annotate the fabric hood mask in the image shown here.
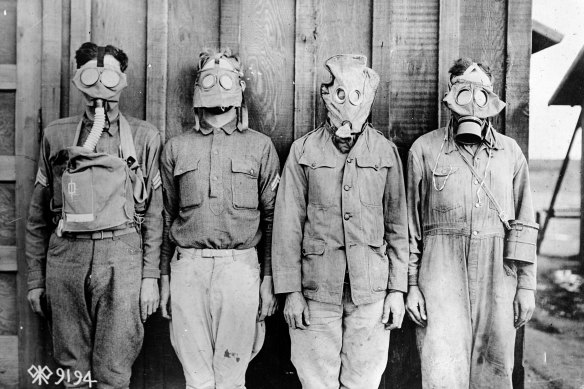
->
[321,54,380,139]
[443,63,506,144]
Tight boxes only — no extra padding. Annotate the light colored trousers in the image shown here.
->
[290,285,390,389]
[169,247,263,389]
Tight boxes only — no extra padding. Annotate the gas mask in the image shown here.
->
[443,63,505,144]
[321,55,380,140]
[193,55,244,109]
[72,47,127,150]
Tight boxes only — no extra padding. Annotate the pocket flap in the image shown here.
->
[174,155,200,176]
[432,165,459,177]
[356,156,393,170]
[231,158,259,177]
[301,238,325,256]
[298,154,336,169]
[369,241,388,254]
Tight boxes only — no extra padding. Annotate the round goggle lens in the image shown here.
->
[80,68,100,86]
[348,89,362,106]
[201,74,216,89]
[100,69,120,88]
[474,89,488,107]
[456,89,472,105]
[219,74,234,90]
[334,87,346,103]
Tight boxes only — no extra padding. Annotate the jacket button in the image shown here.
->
[374,164,379,169]
[343,185,350,191]
[311,162,316,167]
[250,169,254,174]
[346,158,353,163]
[344,213,351,220]
[472,230,478,236]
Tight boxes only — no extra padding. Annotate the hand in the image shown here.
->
[284,291,310,329]
[140,278,159,322]
[160,275,171,320]
[406,285,427,327]
[258,276,278,321]
[27,288,46,318]
[514,288,535,328]
[383,290,405,330]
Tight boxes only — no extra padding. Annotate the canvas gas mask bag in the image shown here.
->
[321,54,380,140]
[59,115,148,233]
[443,63,506,144]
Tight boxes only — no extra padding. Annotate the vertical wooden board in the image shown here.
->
[0,92,15,155]
[146,0,168,140]
[0,335,18,389]
[459,0,507,131]
[387,0,440,147]
[92,0,148,119]
[238,0,296,160]
[0,273,17,335]
[16,0,43,387]
[437,0,460,128]
[68,0,91,116]
[314,0,373,127]
[42,0,63,128]
[505,0,531,156]
[60,0,71,118]
[293,0,317,139]
[0,0,17,64]
[220,0,241,52]
[0,184,15,246]
[166,0,220,138]
[371,0,392,137]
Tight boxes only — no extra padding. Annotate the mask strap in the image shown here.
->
[97,46,105,68]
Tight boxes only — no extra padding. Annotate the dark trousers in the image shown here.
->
[45,231,143,389]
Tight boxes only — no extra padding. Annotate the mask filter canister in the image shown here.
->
[455,116,483,145]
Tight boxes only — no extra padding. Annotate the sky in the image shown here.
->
[530,0,584,159]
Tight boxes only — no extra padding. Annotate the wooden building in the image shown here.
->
[0,0,531,388]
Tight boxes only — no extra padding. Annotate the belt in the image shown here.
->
[179,247,255,258]
[64,226,136,240]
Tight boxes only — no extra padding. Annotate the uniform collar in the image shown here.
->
[196,115,241,135]
[444,122,503,154]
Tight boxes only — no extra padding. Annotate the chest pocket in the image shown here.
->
[356,156,392,206]
[174,155,203,209]
[429,165,464,214]
[231,158,259,209]
[299,154,338,207]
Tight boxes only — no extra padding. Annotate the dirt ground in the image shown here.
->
[524,159,584,389]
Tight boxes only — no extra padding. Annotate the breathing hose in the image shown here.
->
[82,99,106,151]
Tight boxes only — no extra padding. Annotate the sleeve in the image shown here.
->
[513,149,537,290]
[407,149,424,287]
[25,135,53,290]
[271,141,308,294]
[256,139,281,277]
[160,139,178,276]
[140,132,164,279]
[384,144,409,292]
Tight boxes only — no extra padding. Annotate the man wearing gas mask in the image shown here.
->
[272,54,408,388]
[159,48,280,389]
[25,43,163,388]
[406,58,537,388]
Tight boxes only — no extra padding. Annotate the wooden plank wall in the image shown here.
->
[4,0,532,388]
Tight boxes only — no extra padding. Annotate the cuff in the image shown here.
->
[28,271,46,291]
[142,268,161,279]
[273,270,302,294]
[408,272,418,286]
[517,273,536,290]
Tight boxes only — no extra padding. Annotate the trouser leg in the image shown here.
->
[212,249,261,389]
[290,298,343,389]
[46,234,94,389]
[417,235,472,389]
[90,232,144,389]
[469,237,516,389]
[169,248,215,389]
[339,288,389,389]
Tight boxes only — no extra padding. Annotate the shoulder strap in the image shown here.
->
[456,145,511,230]
[73,119,83,146]
[119,114,148,206]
